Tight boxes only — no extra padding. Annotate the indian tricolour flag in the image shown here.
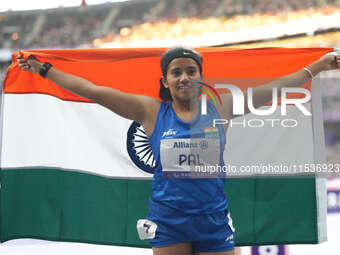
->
[0,47,331,247]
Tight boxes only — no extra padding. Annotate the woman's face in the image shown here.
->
[163,58,202,104]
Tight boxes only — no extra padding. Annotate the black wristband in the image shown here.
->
[39,62,53,78]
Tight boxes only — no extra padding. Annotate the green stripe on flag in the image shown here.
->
[0,169,318,246]
[205,130,218,134]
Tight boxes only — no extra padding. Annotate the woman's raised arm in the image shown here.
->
[218,52,340,120]
[17,55,160,133]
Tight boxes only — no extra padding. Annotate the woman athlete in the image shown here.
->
[17,47,340,255]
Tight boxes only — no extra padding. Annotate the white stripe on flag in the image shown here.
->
[1,93,152,179]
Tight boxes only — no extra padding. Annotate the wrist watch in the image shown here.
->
[39,62,53,78]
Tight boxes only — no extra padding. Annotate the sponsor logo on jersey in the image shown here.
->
[162,129,177,137]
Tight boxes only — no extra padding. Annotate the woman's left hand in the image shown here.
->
[318,52,340,71]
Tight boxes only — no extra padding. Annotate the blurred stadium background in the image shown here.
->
[0,0,340,254]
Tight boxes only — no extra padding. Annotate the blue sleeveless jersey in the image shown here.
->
[148,100,228,214]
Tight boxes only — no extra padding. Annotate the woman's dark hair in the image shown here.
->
[159,78,173,101]
[159,47,203,101]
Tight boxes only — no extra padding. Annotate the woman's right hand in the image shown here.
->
[17,54,42,74]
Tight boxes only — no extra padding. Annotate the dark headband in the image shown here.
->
[161,47,202,77]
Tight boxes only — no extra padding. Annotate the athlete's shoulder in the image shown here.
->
[158,100,172,113]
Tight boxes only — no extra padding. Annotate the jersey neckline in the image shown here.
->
[169,100,202,125]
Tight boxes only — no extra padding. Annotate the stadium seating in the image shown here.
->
[1,0,339,49]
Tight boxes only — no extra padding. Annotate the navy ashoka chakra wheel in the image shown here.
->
[126,121,156,174]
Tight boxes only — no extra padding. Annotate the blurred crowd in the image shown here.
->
[0,64,8,86]
[325,129,340,164]
[0,0,155,49]
[101,7,340,47]
[0,4,111,49]
[1,0,340,50]
[29,14,102,49]
[321,72,340,164]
